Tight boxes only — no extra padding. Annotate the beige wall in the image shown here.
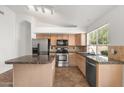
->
[108,46,124,86]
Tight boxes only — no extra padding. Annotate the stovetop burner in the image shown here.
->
[56,48,68,53]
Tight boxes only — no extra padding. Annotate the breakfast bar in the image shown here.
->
[5,55,55,87]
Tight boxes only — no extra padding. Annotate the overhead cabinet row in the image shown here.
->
[36,33,86,46]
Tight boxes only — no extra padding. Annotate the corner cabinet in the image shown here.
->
[75,33,86,46]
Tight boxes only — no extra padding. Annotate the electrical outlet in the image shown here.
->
[111,48,117,55]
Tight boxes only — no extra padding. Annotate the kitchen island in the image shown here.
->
[5,55,55,87]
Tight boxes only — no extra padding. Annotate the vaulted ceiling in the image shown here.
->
[7,5,116,30]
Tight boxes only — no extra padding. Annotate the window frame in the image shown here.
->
[87,24,109,56]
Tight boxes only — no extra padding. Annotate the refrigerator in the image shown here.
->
[32,39,50,55]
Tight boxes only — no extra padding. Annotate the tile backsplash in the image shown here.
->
[108,46,124,62]
[50,46,86,52]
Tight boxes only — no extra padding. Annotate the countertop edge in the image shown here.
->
[5,55,55,64]
[76,52,124,64]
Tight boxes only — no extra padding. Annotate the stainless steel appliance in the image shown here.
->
[57,40,68,46]
[32,39,50,55]
[86,58,96,87]
[56,48,69,67]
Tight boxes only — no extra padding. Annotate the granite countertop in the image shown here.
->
[77,52,124,64]
[5,55,55,64]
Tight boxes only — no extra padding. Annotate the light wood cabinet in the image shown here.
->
[36,33,50,39]
[75,33,86,46]
[57,34,69,40]
[50,34,57,45]
[69,53,77,66]
[81,33,86,45]
[75,34,81,46]
[62,34,69,40]
[69,34,75,45]
[57,34,63,40]
[13,58,56,87]
[69,53,86,76]
[75,54,86,76]
[96,64,122,87]
[36,33,85,46]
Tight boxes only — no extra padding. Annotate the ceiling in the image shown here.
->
[7,5,116,30]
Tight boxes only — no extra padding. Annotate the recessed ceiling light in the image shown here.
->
[27,5,54,15]
[44,8,51,14]
[36,7,42,12]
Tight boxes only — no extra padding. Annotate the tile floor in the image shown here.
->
[0,66,89,87]
[0,70,13,87]
[53,66,89,87]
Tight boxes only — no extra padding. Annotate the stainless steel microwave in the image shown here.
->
[57,40,68,46]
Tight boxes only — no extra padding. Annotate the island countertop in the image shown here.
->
[5,55,55,64]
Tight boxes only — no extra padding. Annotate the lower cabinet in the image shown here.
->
[69,53,77,66]
[75,54,86,76]
[96,64,122,87]
[69,53,86,76]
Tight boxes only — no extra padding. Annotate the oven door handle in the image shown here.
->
[87,61,96,67]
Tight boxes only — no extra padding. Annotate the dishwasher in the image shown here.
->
[86,58,96,87]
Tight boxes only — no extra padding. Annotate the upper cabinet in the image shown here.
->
[50,34,57,45]
[36,33,50,39]
[75,34,81,46]
[36,33,86,46]
[81,33,86,45]
[62,34,69,40]
[75,33,86,46]
[57,34,63,40]
[69,34,75,46]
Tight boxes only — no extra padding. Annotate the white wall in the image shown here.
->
[0,6,17,73]
[0,7,33,73]
[17,21,32,56]
[87,6,124,86]
[16,14,36,56]
[34,27,85,34]
[87,6,124,45]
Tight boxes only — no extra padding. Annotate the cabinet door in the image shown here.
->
[81,33,86,46]
[50,34,57,45]
[69,53,77,66]
[57,34,63,40]
[75,34,81,45]
[69,34,75,45]
[75,54,86,76]
[62,34,69,40]
[36,33,44,39]
[36,34,50,39]
[80,55,86,76]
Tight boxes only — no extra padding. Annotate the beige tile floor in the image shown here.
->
[53,66,89,87]
[0,70,13,87]
[0,66,89,87]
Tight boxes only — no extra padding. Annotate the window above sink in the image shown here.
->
[87,24,109,57]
